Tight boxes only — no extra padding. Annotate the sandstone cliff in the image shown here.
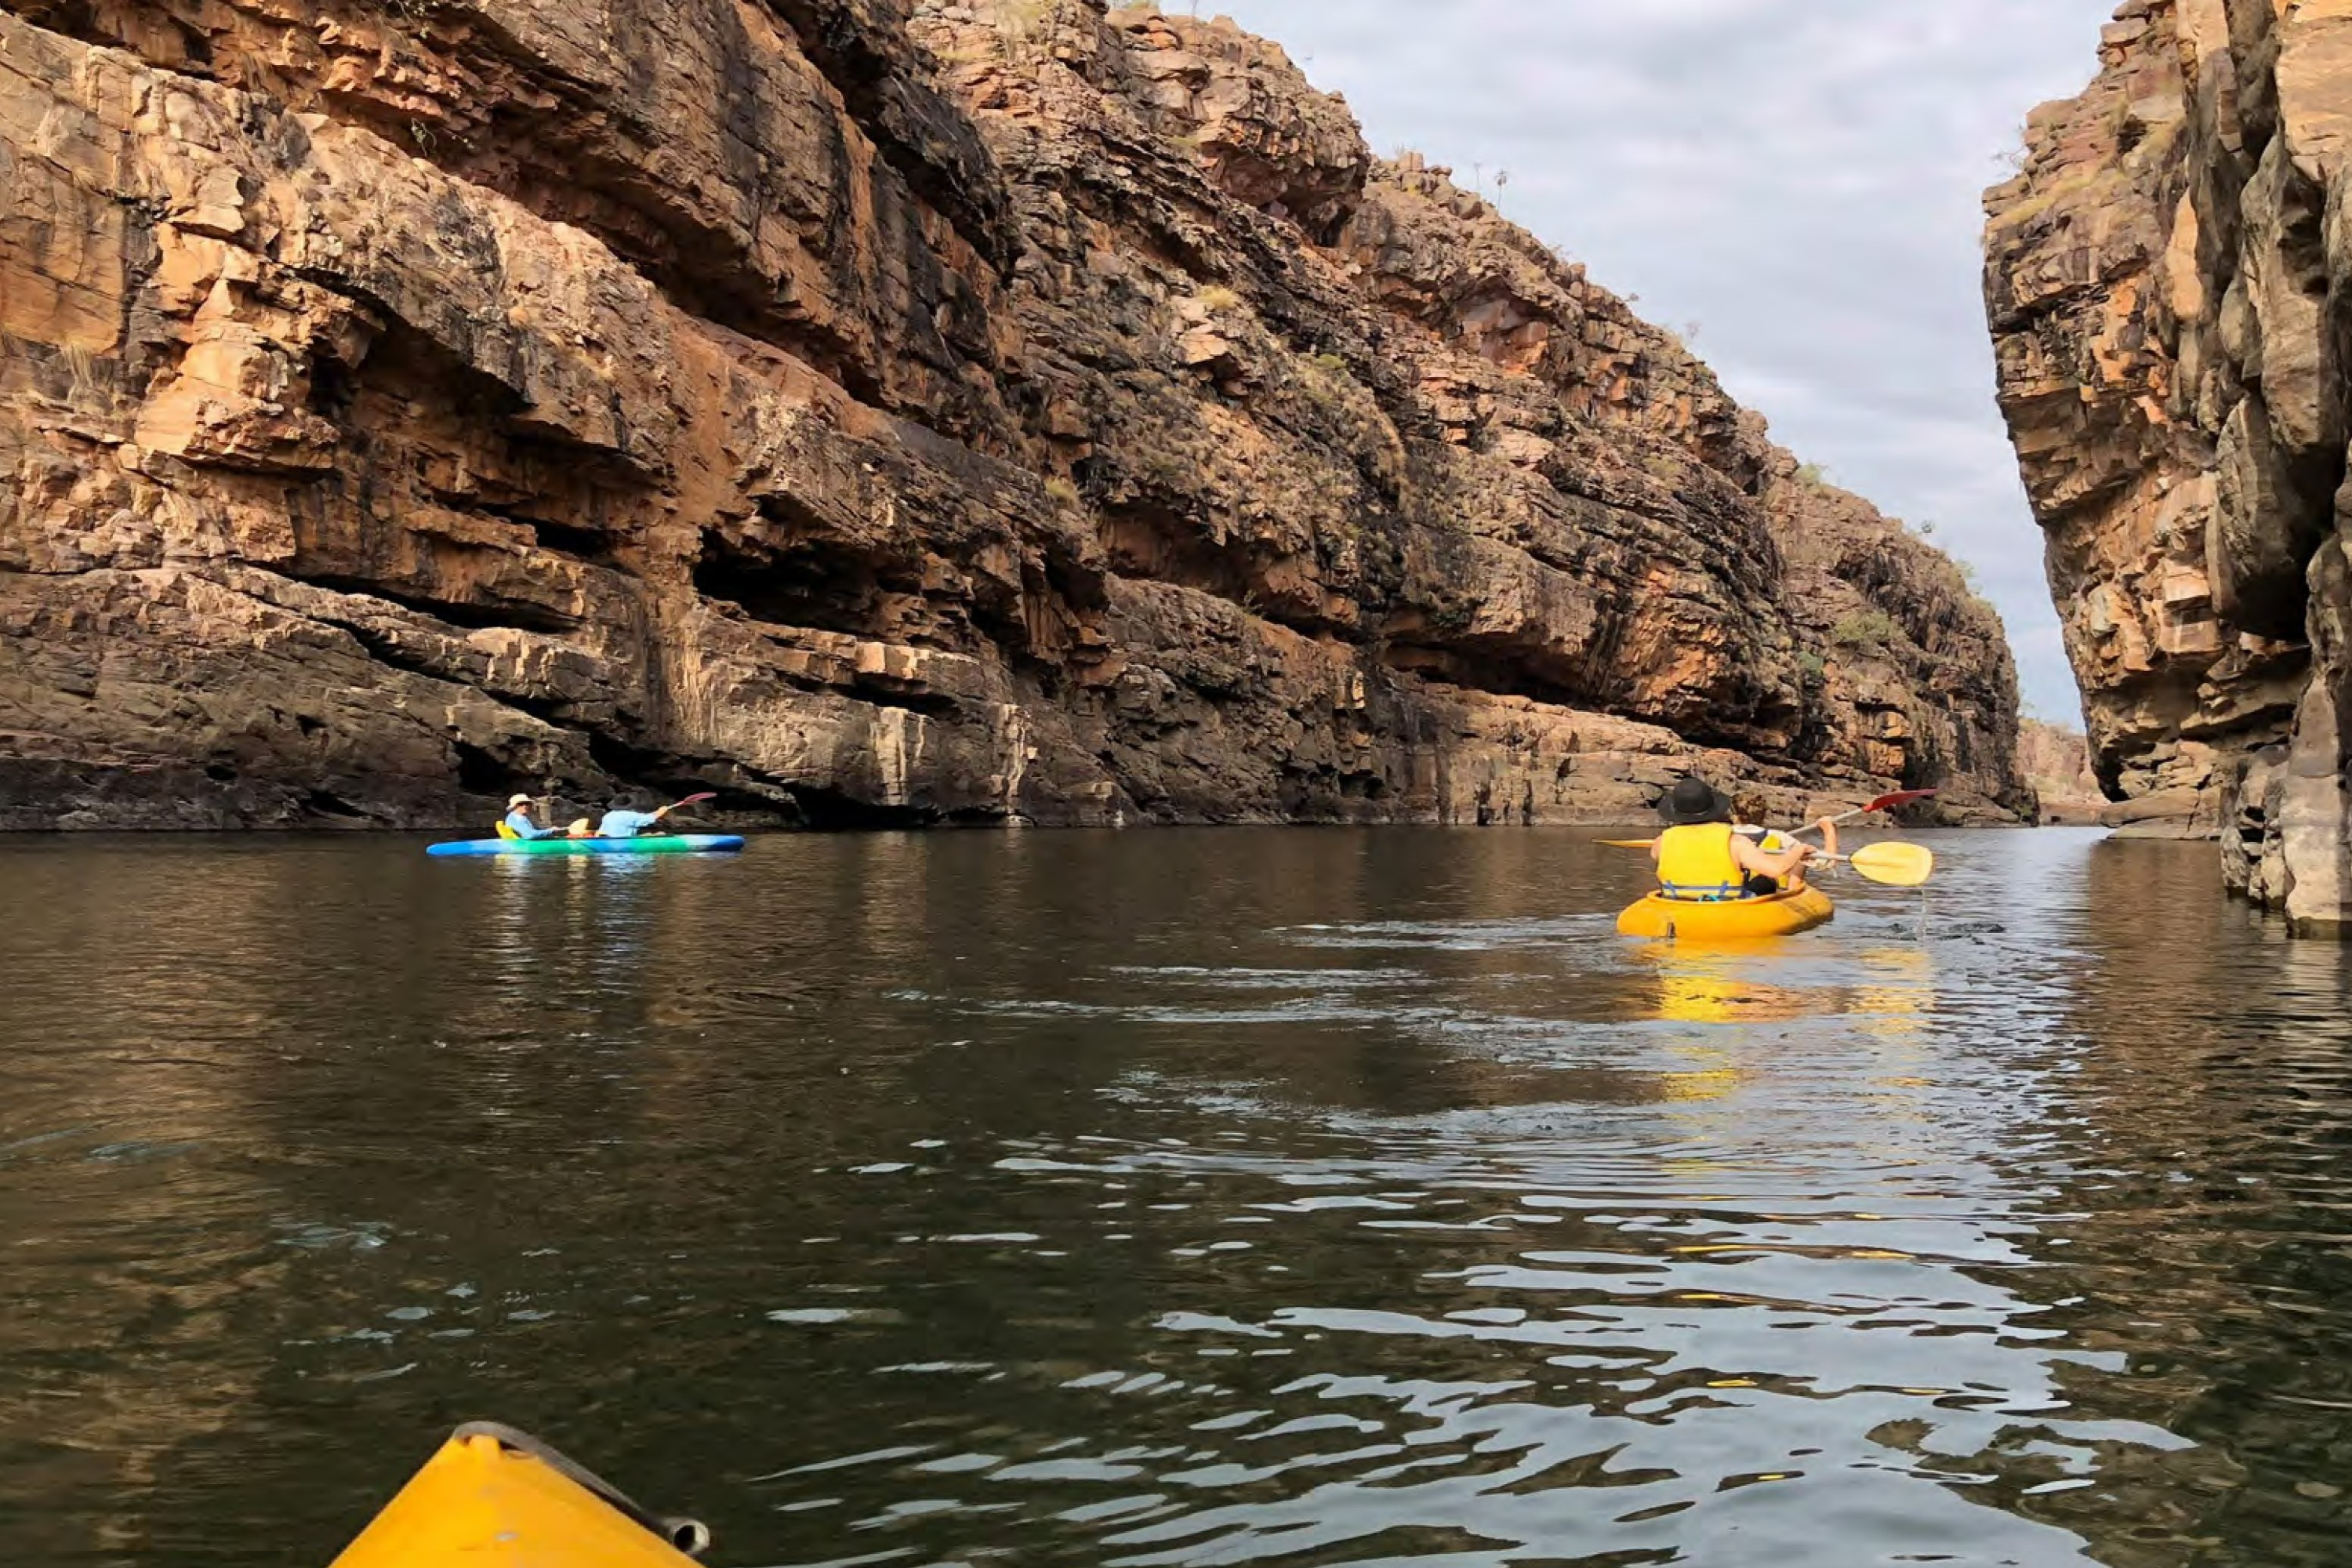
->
[0,0,2027,830]
[1984,0,2352,925]
[2018,719,2104,823]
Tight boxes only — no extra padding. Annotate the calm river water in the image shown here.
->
[1,828,2347,1566]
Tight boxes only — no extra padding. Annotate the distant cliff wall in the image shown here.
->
[1984,0,2352,927]
[2019,719,2103,823]
[0,0,2027,829]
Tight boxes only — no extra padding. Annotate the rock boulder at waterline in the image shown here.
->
[0,0,2027,829]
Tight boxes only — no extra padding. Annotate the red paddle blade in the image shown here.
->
[1865,789,1936,815]
[676,792,717,807]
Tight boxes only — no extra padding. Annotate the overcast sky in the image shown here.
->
[1208,0,2115,723]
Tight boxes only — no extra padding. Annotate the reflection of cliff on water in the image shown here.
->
[14,829,2352,1566]
[0,831,1644,1559]
[3,842,828,1557]
[4,844,328,1561]
[2002,839,2352,1565]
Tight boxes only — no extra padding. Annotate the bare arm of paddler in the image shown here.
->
[1732,818,1838,887]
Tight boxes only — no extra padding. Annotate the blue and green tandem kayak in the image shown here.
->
[426,834,746,858]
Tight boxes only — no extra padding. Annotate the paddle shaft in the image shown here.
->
[1792,789,1936,840]
[544,792,717,839]
[1600,833,1933,886]
[1603,830,1845,851]
[643,792,717,830]
[1606,790,1936,850]
[524,790,714,811]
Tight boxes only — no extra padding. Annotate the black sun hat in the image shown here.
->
[1657,775,1733,826]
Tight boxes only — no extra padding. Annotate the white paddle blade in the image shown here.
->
[1849,841,1934,887]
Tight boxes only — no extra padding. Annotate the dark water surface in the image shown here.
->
[3,828,2350,1566]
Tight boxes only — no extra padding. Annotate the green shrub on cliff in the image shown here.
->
[1831,610,1904,652]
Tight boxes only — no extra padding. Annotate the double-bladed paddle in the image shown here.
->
[633,792,718,833]
[561,793,719,839]
[1791,788,1936,838]
[1598,837,1937,887]
[1598,787,1936,851]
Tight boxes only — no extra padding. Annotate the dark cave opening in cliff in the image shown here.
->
[786,784,945,831]
[452,741,533,801]
[297,575,583,638]
[583,731,711,801]
[521,517,616,564]
[694,529,895,639]
[1378,641,1600,721]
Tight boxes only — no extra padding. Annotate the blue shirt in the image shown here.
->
[503,810,561,840]
[597,809,664,838]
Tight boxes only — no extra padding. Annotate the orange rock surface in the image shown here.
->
[0,0,2027,829]
[1985,0,2352,924]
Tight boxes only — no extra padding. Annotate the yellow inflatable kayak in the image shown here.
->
[331,1424,710,1567]
[1617,885,1835,940]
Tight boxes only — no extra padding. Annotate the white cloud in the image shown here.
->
[1207,0,2113,723]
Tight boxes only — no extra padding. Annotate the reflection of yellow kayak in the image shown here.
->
[331,1425,709,1567]
[1617,887,1835,940]
[1654,972,1817,1023]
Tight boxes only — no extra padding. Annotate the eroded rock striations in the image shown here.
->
[1985,0,2352,926]
[0,0,2026,830]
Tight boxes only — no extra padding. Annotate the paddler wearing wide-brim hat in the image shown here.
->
[1651,775,1836,902]
[500,793,563,841]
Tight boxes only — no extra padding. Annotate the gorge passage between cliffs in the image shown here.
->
[0,0,2025,830]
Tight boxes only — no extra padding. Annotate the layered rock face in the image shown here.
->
[2018,719,2105,823]
[0,0,2027,831]
[1985,0,2352,927]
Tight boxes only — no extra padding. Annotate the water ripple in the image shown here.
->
[0,829,2346,1565]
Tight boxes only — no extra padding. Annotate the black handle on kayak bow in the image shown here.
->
[451,1422,711,1559]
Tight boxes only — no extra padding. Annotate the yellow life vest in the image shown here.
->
[1657,822,1745,902]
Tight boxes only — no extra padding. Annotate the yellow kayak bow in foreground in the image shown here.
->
[332,1424,710,1568]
